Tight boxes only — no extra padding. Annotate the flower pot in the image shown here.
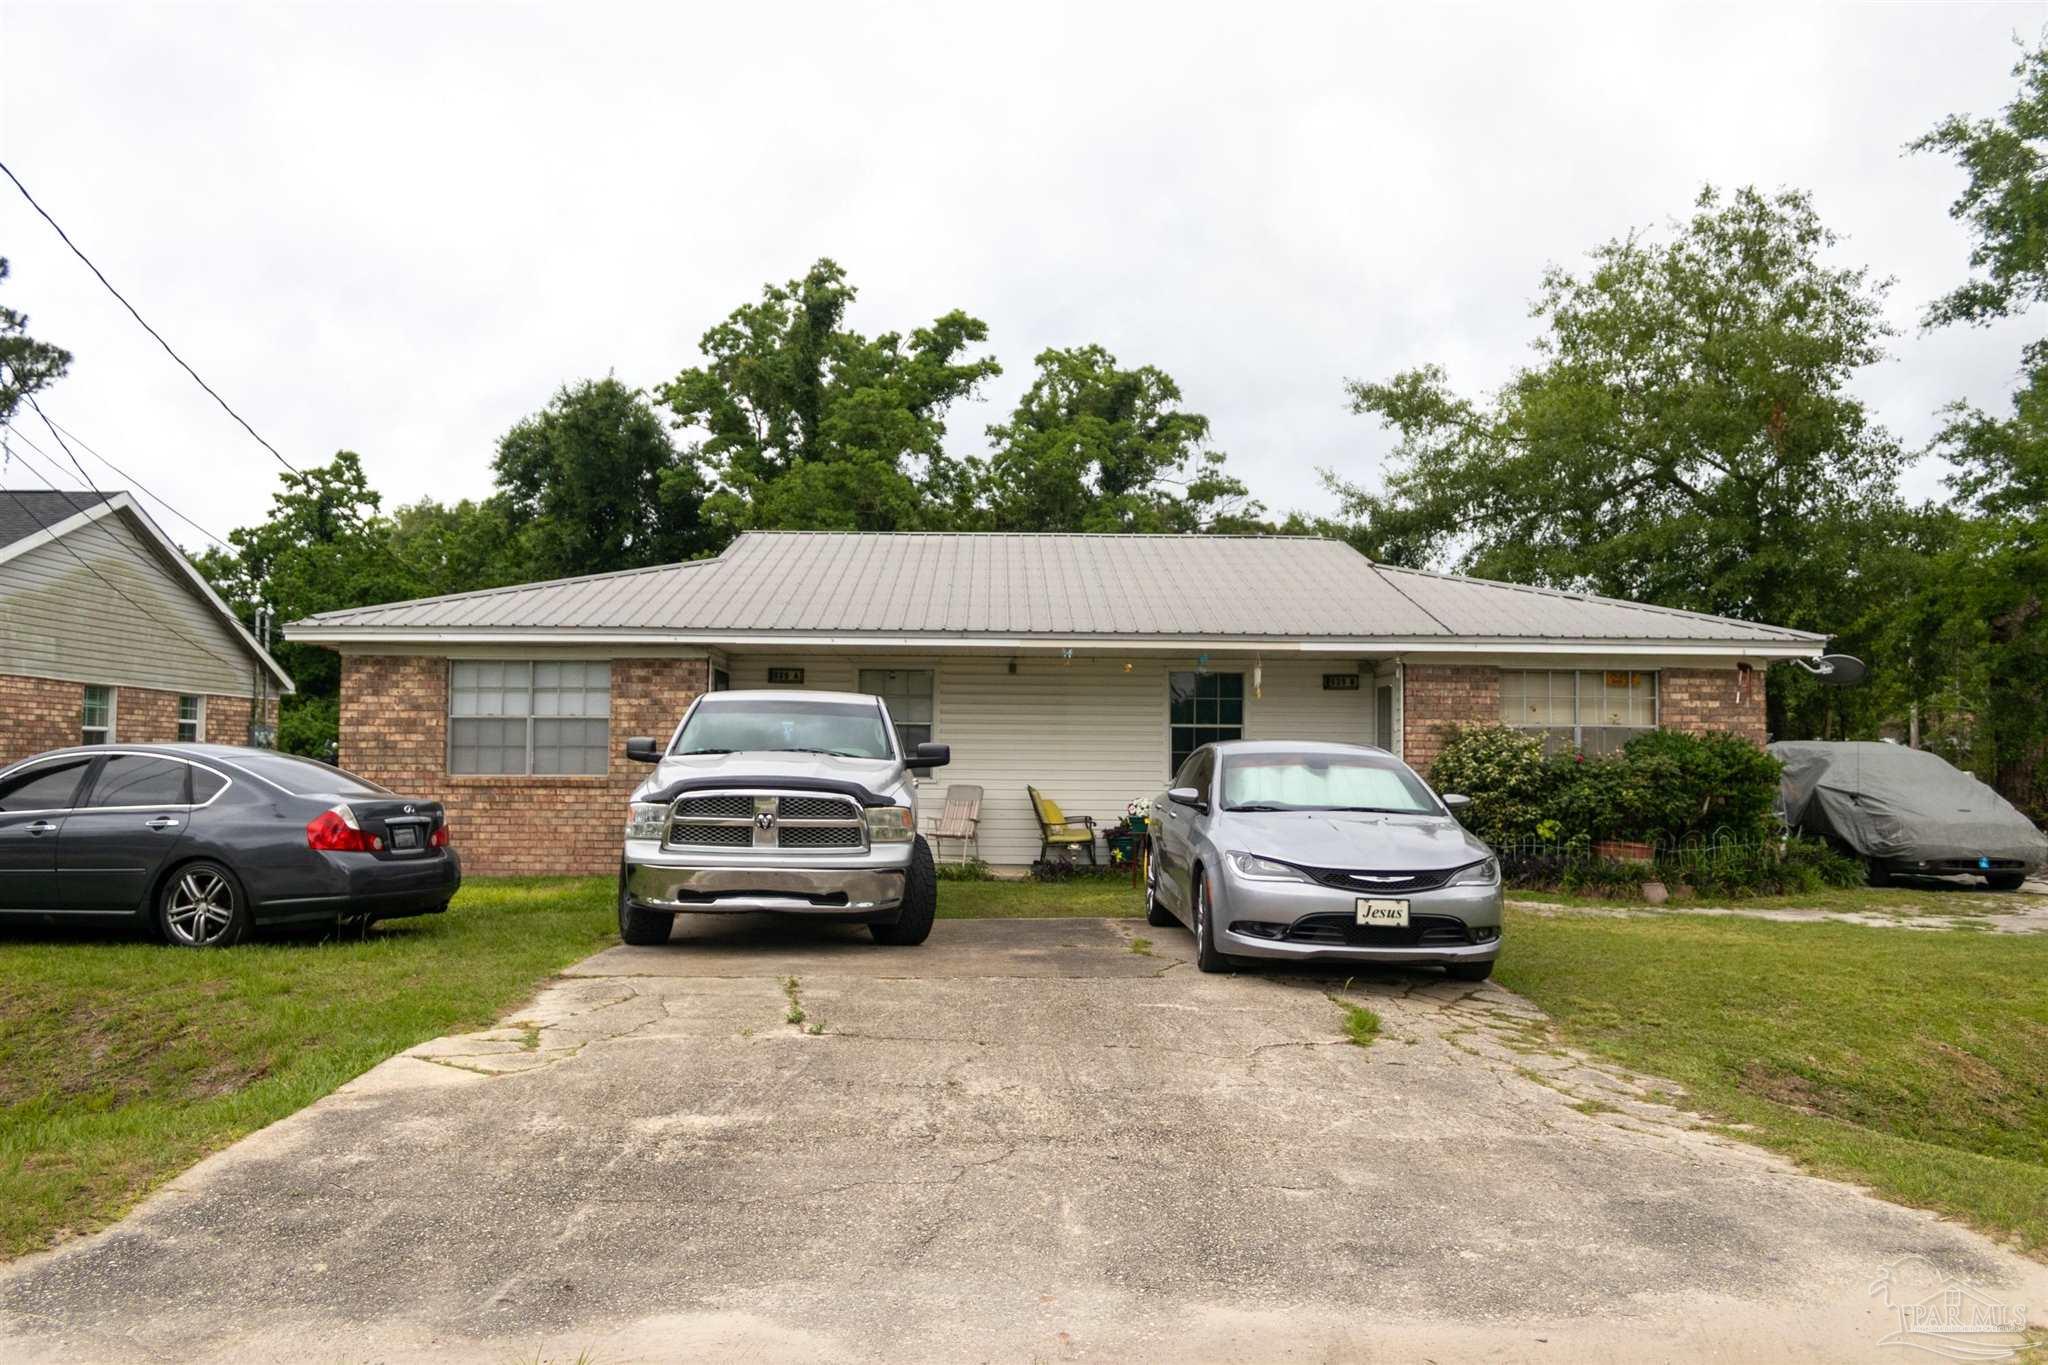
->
[1129,815,1147,833]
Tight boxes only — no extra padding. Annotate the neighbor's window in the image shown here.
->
[1500,669,1658,756]
[177,694,203,743]
[858,669,933,756]
[81,685,114,744]
[448,660,611,775]
[1170,671,1243,776]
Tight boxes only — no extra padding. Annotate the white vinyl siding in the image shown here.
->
[449,660,611,774]
[0,512,257,695]
[727,654,1376,866]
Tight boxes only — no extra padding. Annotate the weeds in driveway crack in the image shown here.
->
[1129,936,1153,956]
[783,976,826,1034]
[1328,993,1380,1048]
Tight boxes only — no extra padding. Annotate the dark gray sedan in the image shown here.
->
[0,745,460,946]
[1147,740,1502,977]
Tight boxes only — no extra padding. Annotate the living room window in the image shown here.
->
[1170,671,1243,775]
[82,685,114,744]
[449,660,611,775]
[857,669,934,756]
[1500,669,1658,755]
[177,695,204,743]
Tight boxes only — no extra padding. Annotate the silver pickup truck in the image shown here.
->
[617,689,948,947]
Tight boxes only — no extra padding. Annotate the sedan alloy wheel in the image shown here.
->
[163,865,243,947]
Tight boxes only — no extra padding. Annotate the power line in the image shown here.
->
[0,425,256,678]
[24,401,233,552]
[0,159,434,581]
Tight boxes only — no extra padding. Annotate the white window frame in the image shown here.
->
[82,685,116,745]
[856,667,935,759]
[177,694,204,743]
[1499,669,1660,754]
[447,660,612,776]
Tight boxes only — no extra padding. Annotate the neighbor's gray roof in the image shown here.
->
[0,489,112,550]
[288,532,1825,646]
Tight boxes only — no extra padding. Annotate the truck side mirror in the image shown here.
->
[912,742,951,771]
[624,736,662,764]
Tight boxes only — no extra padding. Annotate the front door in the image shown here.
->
[1376,684,1395,756]
[59,754,193,913]
[0,757,95,912]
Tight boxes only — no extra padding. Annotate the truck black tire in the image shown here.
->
[617,871,674,946]
[872,835,937,945]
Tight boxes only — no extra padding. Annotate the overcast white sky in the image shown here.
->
[2,2,2044,559]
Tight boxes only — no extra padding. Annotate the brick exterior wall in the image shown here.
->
[339,654,710,877]
[1402,662,1767,778]
[0,673,279,769]
[1402,665,1503,778]
[1659,666,1768,746]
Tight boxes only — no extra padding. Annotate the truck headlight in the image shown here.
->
[1447,856,1500,887]
[1227,850,1309,882]
[865,806,915,843]
[626,803,667,841]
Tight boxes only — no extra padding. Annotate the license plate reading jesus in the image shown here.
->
[1356,898,1410,928]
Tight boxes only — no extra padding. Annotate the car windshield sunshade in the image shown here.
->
[1769,741,2048,865]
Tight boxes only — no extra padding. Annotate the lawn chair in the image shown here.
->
[931,784,982,865]
[1028,785,1098,866]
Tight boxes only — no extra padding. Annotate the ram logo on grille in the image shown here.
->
[754,811,777,832]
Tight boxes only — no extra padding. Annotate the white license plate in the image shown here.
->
[1356,898,1409,928]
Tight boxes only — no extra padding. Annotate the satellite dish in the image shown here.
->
[1791,653,1867,687]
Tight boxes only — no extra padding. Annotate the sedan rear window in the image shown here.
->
[674,698,893,760]
[226,753,392,797]
[1221,752,1440,814]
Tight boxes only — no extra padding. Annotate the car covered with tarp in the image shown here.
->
[1769,740,2047,891]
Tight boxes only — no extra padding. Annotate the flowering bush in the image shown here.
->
[1125,796,1151,820]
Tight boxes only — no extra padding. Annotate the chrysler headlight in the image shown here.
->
[1227,850,1309,882]
[626,803,667,841]
[865,806,915,843]
[1447,856,1500,887]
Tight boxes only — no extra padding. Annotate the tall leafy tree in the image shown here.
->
[1910,32,2048,812]
[978,345,1261,532]
[658,258,1000,532]
[494,377,716,576]
[0,258,70,424]
[196,453,428,757]
[1331,185,1904,734]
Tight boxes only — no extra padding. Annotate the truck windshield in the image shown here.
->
[1221,752,1440,814]
[673,698,894,760]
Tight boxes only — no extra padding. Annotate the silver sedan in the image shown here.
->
[1146,740,1503,977]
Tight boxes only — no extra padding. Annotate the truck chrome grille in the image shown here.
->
[660,790,867,852]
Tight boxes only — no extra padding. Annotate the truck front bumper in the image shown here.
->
[623,844,909,916]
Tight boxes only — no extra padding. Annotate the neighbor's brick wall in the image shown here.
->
[1403,662,1768,778]
[0,672,278,768]
[1659,666,1768,746]
[1402,665,1502,778]
[339,654,710,876]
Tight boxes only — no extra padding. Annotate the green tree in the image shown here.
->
[978,345,1261,532]
[386,495,533,593]
[494,378,717,577]
[658,259,1000,532]
[0,258,70,424]
[195,453,428,758]
[1332,186,1905,734]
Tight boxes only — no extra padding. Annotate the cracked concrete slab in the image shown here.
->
[2,915,2041,1363]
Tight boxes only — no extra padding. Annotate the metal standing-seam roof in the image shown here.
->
[286,531,1826,650]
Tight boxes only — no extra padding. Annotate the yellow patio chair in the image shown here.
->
[1028,785,1098,866]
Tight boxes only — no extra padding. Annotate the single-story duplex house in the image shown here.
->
[0,490,290,764]
[286,532,1826,875]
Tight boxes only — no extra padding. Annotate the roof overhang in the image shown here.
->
[282,625,1825,661]
[5,492,296,692]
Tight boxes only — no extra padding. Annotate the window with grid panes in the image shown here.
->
[1169,672,1243,775]
[1499,669,1657,755]
[857,669,933,756]
[448,661,611,774]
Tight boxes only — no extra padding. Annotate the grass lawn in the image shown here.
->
[1497,903,2048,1255]
[0,871,1139,1258]
[1509,883,2024,918]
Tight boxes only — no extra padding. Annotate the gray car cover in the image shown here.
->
[1769,741,2048,867]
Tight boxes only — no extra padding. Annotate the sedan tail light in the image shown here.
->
[307,804,376,852]
[430,823,450,848]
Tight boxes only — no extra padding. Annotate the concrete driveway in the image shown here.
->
[2,915,2041,1363]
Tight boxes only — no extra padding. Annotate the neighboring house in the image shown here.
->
[287,532,1825,875]
[0,491,291,763]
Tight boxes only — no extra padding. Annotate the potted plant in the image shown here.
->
[1125,796,1151,833]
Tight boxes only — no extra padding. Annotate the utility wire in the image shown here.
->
[25,400,233,552]
[0,158,434,581]
[0,425,257,677]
